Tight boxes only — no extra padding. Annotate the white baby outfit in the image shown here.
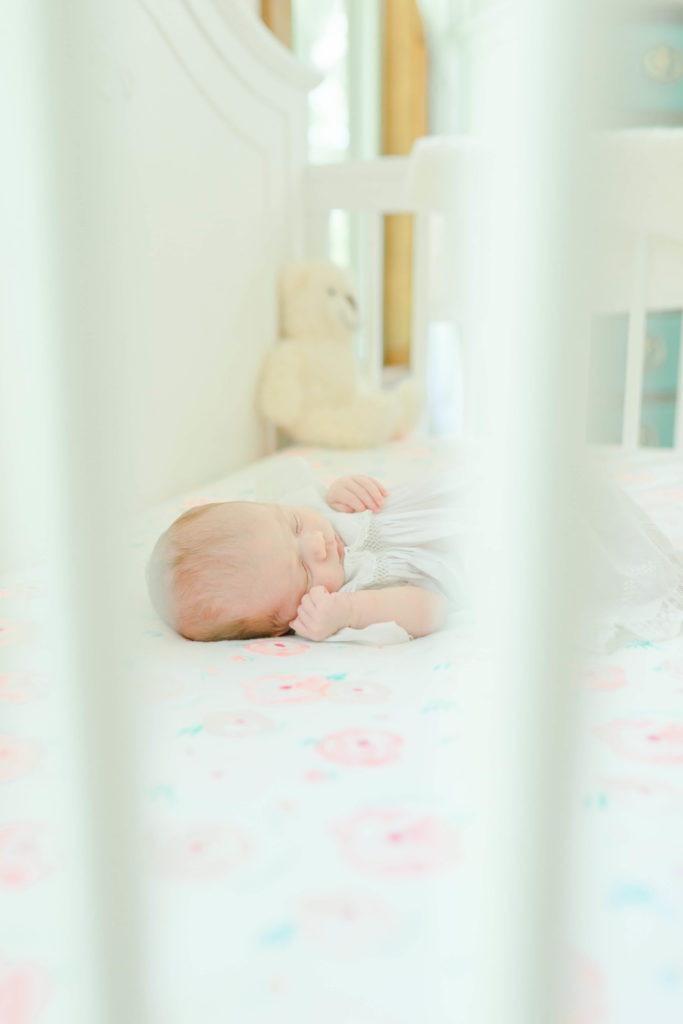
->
[579,467,683,652]
[257,456,683,650]
[257,457,469,643]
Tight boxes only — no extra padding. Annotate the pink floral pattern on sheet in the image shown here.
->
[242,674,327,705]
[333,808,460,877]
[661,657,683,679]
[316,729,403,767]
[150,823,252,880]
[0,674,44,704]
[564,953,607,1024]
[0,737,42,784]
[243,638,310,657]
[577,665,628,691]
[0,621,33,647]
[595,715,683,763]
[0,959,52,1024]
[0,823,53,889]
[599,777,683,814]
[299,889,402,954]
[321,678,392,703]
[203,709,276,739]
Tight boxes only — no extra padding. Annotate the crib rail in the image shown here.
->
[594,130,683,453]
[306,132,683,453]
[304,156,432,389]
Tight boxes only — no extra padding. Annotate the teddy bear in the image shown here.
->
[258,261,422,448]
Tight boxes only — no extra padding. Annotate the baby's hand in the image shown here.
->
[290,586,351,641]
[326,474,388,514]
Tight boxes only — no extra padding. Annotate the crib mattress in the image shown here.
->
[2,441,683,1023]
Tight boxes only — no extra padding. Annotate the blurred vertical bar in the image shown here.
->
[623,236,649,448]
[463,1,606,1023]
[676,312,683,449]
[410,212,430,386]
[365,212,385,387]
[1,2,144,1022]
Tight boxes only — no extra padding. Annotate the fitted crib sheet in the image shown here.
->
[2,440,683,1024]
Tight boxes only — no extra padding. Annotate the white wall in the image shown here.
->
[0,0,316,575]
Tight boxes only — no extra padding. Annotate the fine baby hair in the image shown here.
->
[146,502,289,642]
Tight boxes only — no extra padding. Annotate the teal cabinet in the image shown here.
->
[590,7,683,447]
[612,12,683,125]
[588,312,682,447]
[641,311,681,446]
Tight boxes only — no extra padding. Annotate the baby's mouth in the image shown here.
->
[335,533,344,563]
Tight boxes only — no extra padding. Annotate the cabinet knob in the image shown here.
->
[643,44,683,84]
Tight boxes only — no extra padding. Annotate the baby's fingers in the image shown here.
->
[347,478,383,512]
[356,475,388,510]
[290,608,313,635]
[307,585,332,610]
[290,587,324,629]
[335,485,366,513]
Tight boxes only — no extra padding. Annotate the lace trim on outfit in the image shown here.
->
[583,555,683,652]
[341,512,421,593]
[623,558,683,638]
[364,519,385,553]
[345,518,396,589]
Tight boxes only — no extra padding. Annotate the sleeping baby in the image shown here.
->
[147,464,462,644]
[147,455,683,651]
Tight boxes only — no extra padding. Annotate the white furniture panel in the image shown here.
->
[99,0,318,503]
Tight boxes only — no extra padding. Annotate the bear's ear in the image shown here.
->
[279,262,313,298]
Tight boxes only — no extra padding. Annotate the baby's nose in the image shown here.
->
[306,531,328,560]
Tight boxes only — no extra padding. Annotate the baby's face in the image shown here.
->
[242,503,346,630]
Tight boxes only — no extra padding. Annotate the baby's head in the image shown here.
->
[147,500,346,641]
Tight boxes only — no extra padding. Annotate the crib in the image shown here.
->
[3,2,683,1023]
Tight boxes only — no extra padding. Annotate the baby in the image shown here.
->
[147,473,450,643]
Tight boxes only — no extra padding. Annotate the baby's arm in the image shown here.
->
[326,475,388,514]
[290,585,448,642]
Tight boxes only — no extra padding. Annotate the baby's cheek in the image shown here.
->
[326,566,346,594]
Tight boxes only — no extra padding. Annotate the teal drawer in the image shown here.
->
[643,310,681,393]
[641,397,677,447]
[613,16,683,123]
[587,310,682,447]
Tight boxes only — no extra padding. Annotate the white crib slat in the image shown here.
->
[622,236,650,448]
[410,212,430,385]
[576,310,594,447]
[365,212,385,388]
[306,208,331,261]
[305,157,412,212]
[40,6,145,1022]
[463,0,591,1020]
